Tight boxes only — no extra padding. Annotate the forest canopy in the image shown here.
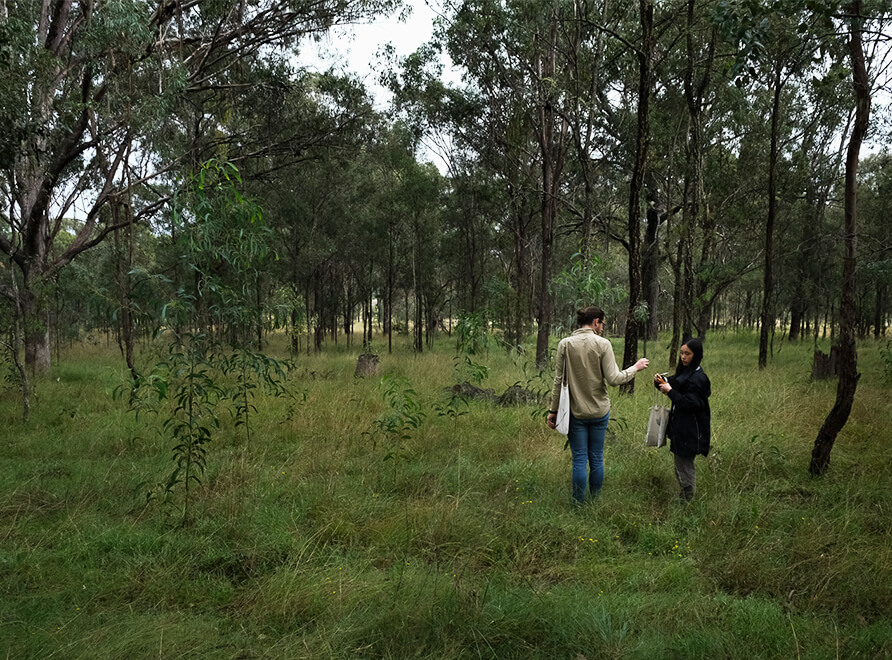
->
[1,0,890,373]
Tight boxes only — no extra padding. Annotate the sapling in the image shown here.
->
[124,331,224,524]
[365,375,426,466]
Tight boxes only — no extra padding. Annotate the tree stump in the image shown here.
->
[812,346,839,380]
[355,353,379,378]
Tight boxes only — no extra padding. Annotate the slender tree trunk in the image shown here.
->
[760,63,784,368]
[620,0,653,392]
[535,158,556,369]
[305,280,312,356]
[810,0,867,475]
[534,11,566,369]
[413,223,423,354]
[387,225,394,354]
[256,278,263,351]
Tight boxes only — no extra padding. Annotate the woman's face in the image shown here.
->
[679,344,694,367]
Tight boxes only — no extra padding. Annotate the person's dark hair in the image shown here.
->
[677,337,704,373]
[576,306,604,328]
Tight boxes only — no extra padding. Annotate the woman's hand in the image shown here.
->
[634,357,649,371]
[654,373,672,394]
[546,411,557,429]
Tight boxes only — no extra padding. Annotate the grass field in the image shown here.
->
[1,331,890,659]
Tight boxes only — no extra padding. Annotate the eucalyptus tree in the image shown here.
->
[438,0,576,368]
[780,66,851,342]
[0,0,396,372]
[380,131,445,353]
[810,0,879,476]
[714,0,840,366]
[654,0,737,354]
[453,103,542,349]
[390,13,575,354]
[265,146,373,352]
[677,0,716,344]
[558,0,621,262]
[613,0,655,392]
[386,50,510,328]
[240,75,379,351]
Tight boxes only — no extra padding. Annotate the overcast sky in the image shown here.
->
[300,1,443,108]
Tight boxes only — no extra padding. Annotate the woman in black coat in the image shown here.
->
[654,337,711,501]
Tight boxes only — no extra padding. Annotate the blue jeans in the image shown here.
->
[567,412,609,503]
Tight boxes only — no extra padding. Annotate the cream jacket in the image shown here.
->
[549,328,637,419]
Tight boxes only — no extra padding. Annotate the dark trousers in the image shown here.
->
[673,453,696,501]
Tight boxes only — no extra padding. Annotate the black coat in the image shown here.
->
[666,366,711,458]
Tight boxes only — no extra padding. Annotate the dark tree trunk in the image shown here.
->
[313,274,323,352]
[620,0,654,393]
[534,13,566,369]
[760,63,784,369]
[789,305,803,342]
[642,203,660,342]
[810,0,867,476]
[256,278,264,351]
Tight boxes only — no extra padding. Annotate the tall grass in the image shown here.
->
[1,331,890,659]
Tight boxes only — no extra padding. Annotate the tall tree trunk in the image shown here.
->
[387,223,394,354]
[759,63,784,368]
[535,156,556,369]
[569,0,606,263]
[810,0,867,475]
[534,11,566,369]
[620,0,653,393]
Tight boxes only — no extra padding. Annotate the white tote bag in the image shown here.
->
[555,361,570,435]
[645,404,669,447]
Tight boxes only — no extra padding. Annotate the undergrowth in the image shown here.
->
[1,332,890,659]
